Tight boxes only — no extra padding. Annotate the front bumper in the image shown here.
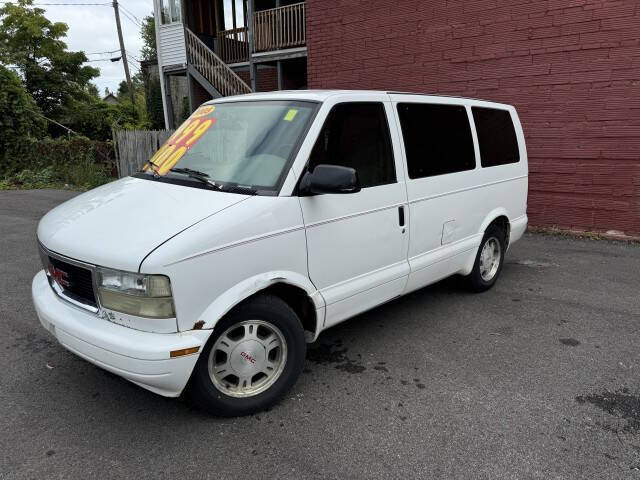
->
[32,270,212,397]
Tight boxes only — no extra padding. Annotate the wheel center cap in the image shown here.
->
[230,340,265,375]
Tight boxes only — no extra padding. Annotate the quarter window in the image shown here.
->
[307,103,396,188]
[397,103,475,179]
[472,107,520,167]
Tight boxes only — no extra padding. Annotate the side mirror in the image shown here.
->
[299,164,361,196]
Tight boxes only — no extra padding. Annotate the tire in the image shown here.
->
[465,224,506,293]
[188,294,306,416]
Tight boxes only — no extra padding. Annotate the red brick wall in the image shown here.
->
[306,0,640,236]
[234,66,278,92]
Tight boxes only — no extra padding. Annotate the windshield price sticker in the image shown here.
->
[283,109,298,122]
[190,105,215,119]
[145,105,216,175]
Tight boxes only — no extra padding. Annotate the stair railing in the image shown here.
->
[185,27,252,97]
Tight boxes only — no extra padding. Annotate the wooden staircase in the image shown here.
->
[185,27,252,98]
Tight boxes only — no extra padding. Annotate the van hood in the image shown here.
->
[37,177,249,272]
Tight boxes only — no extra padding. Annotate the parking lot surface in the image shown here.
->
[1,189,640,479]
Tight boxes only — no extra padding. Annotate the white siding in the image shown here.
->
[158,23,186,68]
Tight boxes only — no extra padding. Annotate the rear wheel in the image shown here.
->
[188,295,306,416]
[465,224,506,292]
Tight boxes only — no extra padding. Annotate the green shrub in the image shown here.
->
[0,65,45,164]
[65,157,112,189]
[1,162,112,191]
[1,166,63,190]
[1,137,115,190]
[2,137,113,175]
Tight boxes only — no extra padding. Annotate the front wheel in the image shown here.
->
[188,294,306,416]
[465,224,506,292]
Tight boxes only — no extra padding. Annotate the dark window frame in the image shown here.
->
[471,106,520,168]
[301,101,398,190]
[396,102,477,180]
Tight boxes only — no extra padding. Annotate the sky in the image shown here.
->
[41,0,152,96]
[39,0,243,96]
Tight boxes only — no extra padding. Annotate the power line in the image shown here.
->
[39,2,110,4]
[24,106,80,137]
[120,8,141,28]
[24,106,113,162]
[127,61,141,75]
[85,57,121,62]
[118,3,141,25]
[86,49,120,55]
[126,51,141,63]
[0,2,112,5]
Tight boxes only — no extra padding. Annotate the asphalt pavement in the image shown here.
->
[1,189,640,479]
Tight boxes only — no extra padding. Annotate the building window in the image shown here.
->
[159,0,182,24]
[397,103,476,179]
[224,0,246,29]
[472,107,520,168]
[308,103,396,188]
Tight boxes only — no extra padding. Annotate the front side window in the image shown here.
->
[141,100,317,192]
[159,0,182,24]
[397,103,475,179]
[472,107,520,168]
[307,102,396,188]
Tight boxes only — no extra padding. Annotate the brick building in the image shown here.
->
[154,0,640,236]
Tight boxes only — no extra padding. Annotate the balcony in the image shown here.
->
[216,2,306,64]
[216,26,249,65]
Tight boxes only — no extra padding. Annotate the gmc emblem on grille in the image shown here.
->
[48,265,71,288]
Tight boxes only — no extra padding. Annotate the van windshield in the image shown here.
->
[141,100,317,193]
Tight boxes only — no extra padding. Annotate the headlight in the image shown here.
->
[97,268,175,318]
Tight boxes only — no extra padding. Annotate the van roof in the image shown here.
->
[206,90,514,109]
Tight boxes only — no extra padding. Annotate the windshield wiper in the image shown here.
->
[170,167,210,177]
[170,168,257,195]
[169,167,221,190]
[143,159,161,176]
[218,184,257,195]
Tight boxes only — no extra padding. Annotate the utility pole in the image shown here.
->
[276,0,282,90]
[113,0,135,105]
[247,0,256,91]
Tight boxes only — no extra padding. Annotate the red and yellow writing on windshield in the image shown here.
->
[144,105,216,175]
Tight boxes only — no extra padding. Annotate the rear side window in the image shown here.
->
[472,107,520,167]
[397,103,475,179]
[308,102,396,188]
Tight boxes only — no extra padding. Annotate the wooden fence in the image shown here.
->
[113,129,175,178]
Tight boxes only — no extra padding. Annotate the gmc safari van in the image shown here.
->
[32,91,527,416]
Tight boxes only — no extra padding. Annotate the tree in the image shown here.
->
[116,73,144,101]
[140,13,163,129]
[0,65,45,172]
[0,0,99,124]
[140,15,157,62]
[146,76,165,129]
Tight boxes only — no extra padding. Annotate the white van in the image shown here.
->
[32,91,528,416]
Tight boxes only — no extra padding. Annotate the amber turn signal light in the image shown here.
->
[169,346,200,358]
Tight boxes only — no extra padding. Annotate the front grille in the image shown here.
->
[48,256,97,308]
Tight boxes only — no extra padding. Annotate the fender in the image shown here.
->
[478,207,511,235]
[458,208,512,276]
[194,271,325,334]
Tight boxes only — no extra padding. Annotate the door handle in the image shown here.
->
[398,206,405,227]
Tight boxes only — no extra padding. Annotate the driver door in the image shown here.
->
[298,99,409,328]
